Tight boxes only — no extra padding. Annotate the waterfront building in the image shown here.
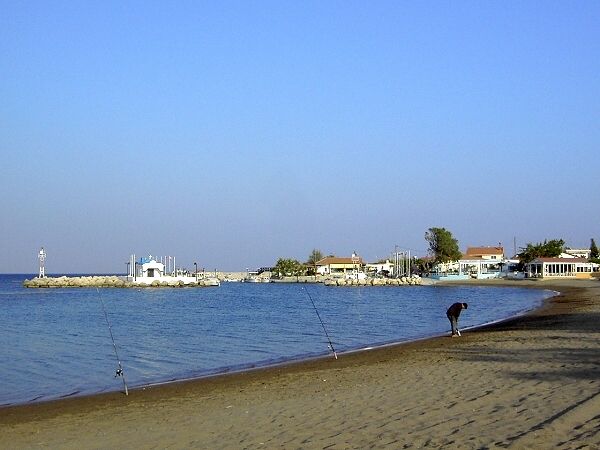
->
[525,257,599,279]
[127,255,219,286]
[365,259,395,277]
[431,245,505,280]
[315,253,365,277]
[138,257,165,278]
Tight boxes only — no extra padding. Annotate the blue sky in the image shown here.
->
[2,1,599,273]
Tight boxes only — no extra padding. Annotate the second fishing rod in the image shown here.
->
[97,288,129,396]
[302,287,338,359]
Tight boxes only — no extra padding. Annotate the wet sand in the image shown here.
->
[1,279,599,449]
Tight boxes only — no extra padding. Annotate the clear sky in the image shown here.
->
[2,1,599,273]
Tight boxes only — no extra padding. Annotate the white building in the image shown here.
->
[458,258,503,279]
[433,260,460,274]
[365,260,395,277]
[433,246,505,279]
[565,248,592,259]
[525,257,598,279]
[127,255,218,286]
[138,258,165,278]
[315,253,365,277]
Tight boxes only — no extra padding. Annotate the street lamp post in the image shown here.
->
[194,262,198,282]
[351,252,360,280]
[126,262,130,279]
[134,262,138,281]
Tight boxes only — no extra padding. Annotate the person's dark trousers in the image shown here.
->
[447,314,458,335]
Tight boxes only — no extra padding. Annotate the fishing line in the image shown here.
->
[97,288,129,395]
[302,287,338,359]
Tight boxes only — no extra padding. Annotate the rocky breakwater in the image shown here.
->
[24,276,127,288]
[323,275,422,287]
[23,276,219,288]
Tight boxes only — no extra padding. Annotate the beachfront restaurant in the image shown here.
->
[525,257,598,279]
[458,257,502,279]
[315,254,365,277]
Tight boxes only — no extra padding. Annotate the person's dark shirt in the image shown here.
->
[446,302,467,318]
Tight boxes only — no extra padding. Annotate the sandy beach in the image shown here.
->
[1,279,599,449]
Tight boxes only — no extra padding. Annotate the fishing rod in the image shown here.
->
[302,287,338,359]
[97,288,129,396]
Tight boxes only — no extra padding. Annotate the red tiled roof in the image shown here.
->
[465,246,504,255]
[316,256,364,266]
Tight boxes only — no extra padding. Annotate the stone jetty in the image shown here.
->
[23,274,423,288]
[23,276,219,288]
[322,275,422,287]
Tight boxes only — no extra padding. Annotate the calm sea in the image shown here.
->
[0,274,555,406]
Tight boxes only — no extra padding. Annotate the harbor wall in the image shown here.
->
[23,273,423,288]
[22,276,219,288]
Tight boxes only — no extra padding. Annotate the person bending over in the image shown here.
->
[446,302,468,337]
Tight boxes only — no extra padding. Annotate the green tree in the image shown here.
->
[424,227,462,263]
[518,239,565,266]
[306,249,324,265]
[273,258,305,278]
[304,249,324,275]
[590,238,599,260]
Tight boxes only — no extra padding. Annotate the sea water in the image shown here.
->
[0,274,555,406]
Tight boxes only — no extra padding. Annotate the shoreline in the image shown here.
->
[2,280,551,408]
[1,279,598,448]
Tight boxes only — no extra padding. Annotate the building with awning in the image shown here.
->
[525,257,598,279]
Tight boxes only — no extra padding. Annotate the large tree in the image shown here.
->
[306,249,324,265]
[424,227,462,263]
[305,249,324,276]
[518,239,565,265]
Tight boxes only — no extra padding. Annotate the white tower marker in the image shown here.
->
[38,247,46,278]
